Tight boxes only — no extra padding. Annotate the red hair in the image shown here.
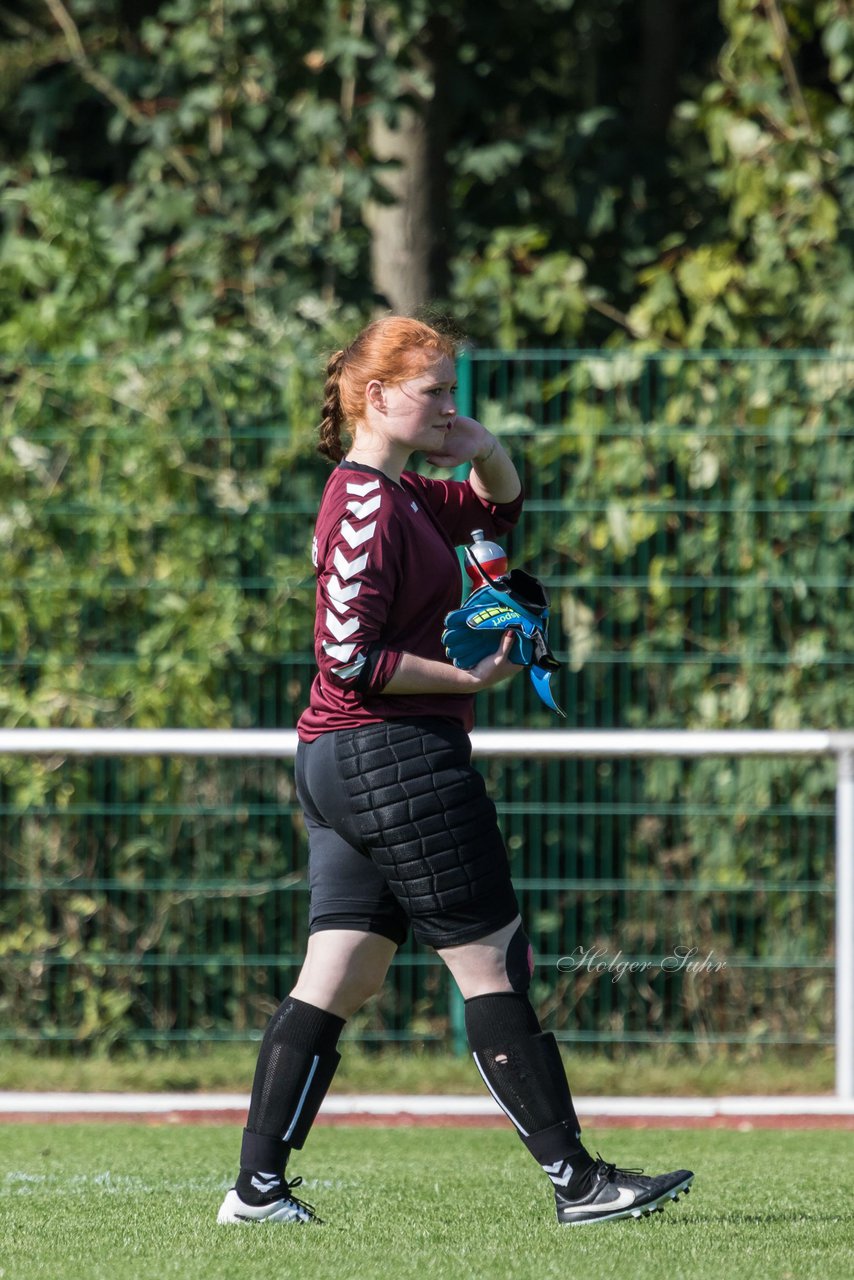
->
[319,316,457,463]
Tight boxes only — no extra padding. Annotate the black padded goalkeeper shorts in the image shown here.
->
[294,717,519,949]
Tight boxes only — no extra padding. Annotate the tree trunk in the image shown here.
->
[366,102,433,314]
[365,17,452,315]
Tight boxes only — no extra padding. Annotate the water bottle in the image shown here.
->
[465,529,509,588]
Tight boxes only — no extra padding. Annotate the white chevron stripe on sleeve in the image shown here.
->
[327,575,362,604]
[333,654,367,681]
[333,547,369,579]
[340,519,376,549]
[326,594,350,617]
[322,641,357,662]
[325,611,360,641]
[345,479,381,497]
[346,495,381,520]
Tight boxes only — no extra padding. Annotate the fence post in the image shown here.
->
[836,748,854,1102]
[450,344,474,1056]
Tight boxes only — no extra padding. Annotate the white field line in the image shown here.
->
[0,1092,852,1117]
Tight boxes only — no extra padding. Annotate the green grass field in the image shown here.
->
[1,1124,851,1280]
[0,1044,837,1096]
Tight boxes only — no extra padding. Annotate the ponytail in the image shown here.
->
[318,349,347,463]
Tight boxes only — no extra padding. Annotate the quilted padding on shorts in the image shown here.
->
[335,720,514,921]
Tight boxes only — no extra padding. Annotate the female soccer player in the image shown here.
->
[218,316,693,1227]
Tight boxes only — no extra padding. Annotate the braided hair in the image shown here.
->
[318,349,347,463]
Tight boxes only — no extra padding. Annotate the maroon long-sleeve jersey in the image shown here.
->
[296,461,523,741]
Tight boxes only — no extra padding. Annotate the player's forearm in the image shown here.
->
[379,652,479,695]
[469,435,521,505]
[379,634,518,695]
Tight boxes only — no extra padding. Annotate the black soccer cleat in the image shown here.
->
[554,1156,693,1226]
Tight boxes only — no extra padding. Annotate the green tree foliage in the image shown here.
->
[1,354,332,1044]
[1,1,852,350]
[628,0,854,347]
[0,0,375,351]
[1,354,328,729]
[2,351,848,1047]
[1,5,851,1046]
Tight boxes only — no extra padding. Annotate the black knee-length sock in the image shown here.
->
[236,996,345,1203]
[465,992,594,1194]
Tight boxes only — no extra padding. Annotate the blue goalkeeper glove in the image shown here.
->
[441,569,565,717]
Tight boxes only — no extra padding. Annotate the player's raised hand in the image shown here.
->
[424,415,493,468]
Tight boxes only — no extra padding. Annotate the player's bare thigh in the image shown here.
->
[289,915,525,1015]
[437,915,523,998]
[290,928,398,1018]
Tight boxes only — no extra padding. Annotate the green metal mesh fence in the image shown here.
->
[1,349,851,1051]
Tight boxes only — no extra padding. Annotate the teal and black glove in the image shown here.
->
[442,568,565,717]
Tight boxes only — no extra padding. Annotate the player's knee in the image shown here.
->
[290,969,383,1019]
[505,923,534,993]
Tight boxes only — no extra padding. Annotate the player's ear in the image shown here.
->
[366,379,387,413]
